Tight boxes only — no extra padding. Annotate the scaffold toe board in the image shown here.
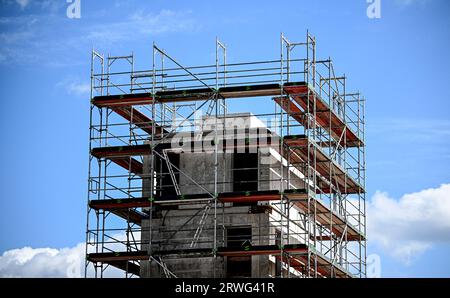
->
[87,245,351,278]
[286,253,351,278]
[284,135,364,194]
[110,209,148,226]
[217,244,308,256]
[219,190,284,203]
[113,106,166,135]
[282,188,309,200]
[274,96,309,128]
[88,189,306,212]
[89,197,153,210]
[91,93,154,107]
[87,244,307,263]
[282,83,363,147]
[217,83,281,99]
[88,251,147,262]
[88,199,149,225]
[91,83,286,107]
[292,197,364,241]
[109,157,144,176]
[91,144,152,158]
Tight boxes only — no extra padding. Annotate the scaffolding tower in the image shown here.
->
[85,32,366,278]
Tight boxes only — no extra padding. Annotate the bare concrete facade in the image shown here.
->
[139,114,306,278]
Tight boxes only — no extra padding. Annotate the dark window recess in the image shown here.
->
[226,226,252,278]
[155,152,180,197]
[233,153,258,192]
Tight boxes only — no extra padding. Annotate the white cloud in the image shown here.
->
[395,0,432,7]
[0,243,84,277]
[16,0,29,9]
[5,0,61,10]
[368,183,450,264]
[56,78,90,96]
[85,9,198,46]
[67,82,90,96]
[0,8,197,66]
[370,118,450,141]
[0,231,137,277]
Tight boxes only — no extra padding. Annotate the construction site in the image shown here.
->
[85,32,367,278]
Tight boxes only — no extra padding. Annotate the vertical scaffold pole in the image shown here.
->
[279,32,286,277]
[148,42,157,275]
[213,37,219,276]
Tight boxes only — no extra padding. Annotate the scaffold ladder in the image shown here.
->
[190,203,211,248]
[162,149,181,196]
[150,256,177,278]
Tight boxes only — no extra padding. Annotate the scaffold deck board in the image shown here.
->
[284,253,350,278]
[89,197,153,210]
[92,93,154,107]
[284,135,364,194]
[89,188,364,241]
[87,243,351,278]
[293,197,364,241]
[274,96,309,128]
[113,106,166,135]
[217,244,307,256]
[92,83,283,107]
[87,244,306,262]
[89,190,299,211]
[110,209,148,226]
[283,82,363,147]
[91,82,362,148]
[216,84,282,99]
[91,144,152,158]
[154,129,278,152]
[88,251,147,262]
[109,157,144,176]
[219,190,285,202]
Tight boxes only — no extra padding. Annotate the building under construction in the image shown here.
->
[85,32,367,278]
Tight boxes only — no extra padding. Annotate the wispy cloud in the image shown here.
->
[85,9,198,46]
[66,82,90,96]
[369,118,450,141]
[0,8,198,66]
[16,0,29,9]
[56,77,90,97]
[394,0,432,7]
[1,0,61,10]
[368,183,450,265]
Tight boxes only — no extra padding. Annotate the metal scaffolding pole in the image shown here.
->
[85,32,366,279]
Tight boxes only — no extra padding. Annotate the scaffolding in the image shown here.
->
[85,32,366,278]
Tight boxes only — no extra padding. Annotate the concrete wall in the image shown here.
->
[140,205,271,278]
[179,152,233,195]
[139,114,307,278]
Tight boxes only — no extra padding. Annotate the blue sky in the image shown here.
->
[0,0,449,277]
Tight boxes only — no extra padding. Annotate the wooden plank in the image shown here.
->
[91,144,152,158]
[110,157,144,176]
[92,83,283,107]
[293,197,364,241]
[89,197,152,210]
[113,107,165,135]
[281,85,363,147]
[284,136,364,194]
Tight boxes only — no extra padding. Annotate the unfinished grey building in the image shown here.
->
[86,32,366,278]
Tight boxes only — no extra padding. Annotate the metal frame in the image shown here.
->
[85,32,366,278]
